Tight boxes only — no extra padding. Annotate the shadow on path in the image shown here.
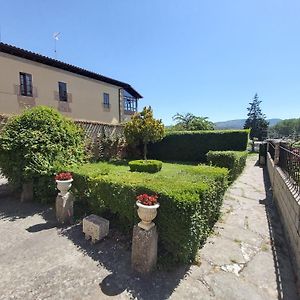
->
[60,224,189,300]
[260,164,299,299]
[0,194,55,224]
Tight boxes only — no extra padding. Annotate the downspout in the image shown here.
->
[118,88,122,123]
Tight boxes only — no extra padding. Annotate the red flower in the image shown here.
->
[55,172,73,181]
[136,193,159,206]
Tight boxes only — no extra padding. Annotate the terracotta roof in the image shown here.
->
[0,42,142,99]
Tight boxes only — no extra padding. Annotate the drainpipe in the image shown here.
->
[118,88,122,124]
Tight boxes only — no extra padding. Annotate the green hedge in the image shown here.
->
[206,151,248,181]
[71,162,228,264]
[148,130,249,162]
[129,160,162,173]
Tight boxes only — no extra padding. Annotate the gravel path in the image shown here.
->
[0,156,298,300]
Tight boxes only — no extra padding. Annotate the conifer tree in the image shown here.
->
[244,94,269,140]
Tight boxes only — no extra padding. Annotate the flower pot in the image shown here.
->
[136,201,160,231]
[56,179,73,197]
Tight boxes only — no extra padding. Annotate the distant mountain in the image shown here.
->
[214,118,282,130]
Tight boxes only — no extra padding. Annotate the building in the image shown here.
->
[0,43,142,124]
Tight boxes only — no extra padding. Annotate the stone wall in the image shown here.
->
[267,153,300,280]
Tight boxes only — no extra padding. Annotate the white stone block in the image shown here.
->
[83,214,109,243]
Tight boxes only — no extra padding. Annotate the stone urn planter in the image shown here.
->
[55,172,73,196]
[136,200,160,231]
[55,172,74,224]
[56,179,73,196]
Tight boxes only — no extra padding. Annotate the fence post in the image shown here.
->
[274,141,280,165]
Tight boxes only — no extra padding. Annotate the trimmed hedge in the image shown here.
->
[129,160,162,173]
[148,130,249,162]
[206,151,248,181]
[71,162,229,264]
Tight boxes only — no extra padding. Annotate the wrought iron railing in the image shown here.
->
[278,145,300,196]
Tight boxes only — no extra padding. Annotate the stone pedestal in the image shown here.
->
[21,182,33,202]
[83,214,109,243]
[56,192,74,225]
[259,156,265,165]
[131,225,158,274]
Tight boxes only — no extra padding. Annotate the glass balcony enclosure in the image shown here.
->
[123,90,137,114]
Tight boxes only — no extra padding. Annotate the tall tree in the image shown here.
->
[244,94,269,140]
[172,113,214,131]
[172,113,195,130]
[124,106,164,160]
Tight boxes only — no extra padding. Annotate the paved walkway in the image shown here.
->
[0,156,298,300]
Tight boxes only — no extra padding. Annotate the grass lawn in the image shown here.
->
[71,161,228,201]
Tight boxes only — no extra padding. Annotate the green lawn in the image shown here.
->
[71,161,228,201]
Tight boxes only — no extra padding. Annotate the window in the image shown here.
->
[103,93,110,108]
[19,72,33,96]
[58,82,67,101]
[124,95,137,113]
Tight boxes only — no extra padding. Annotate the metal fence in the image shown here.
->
[278,145,300,196]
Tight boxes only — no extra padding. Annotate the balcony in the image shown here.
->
[123,95,137,115]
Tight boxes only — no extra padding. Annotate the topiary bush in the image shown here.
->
[0,106,85,202]
[206,150,248,181]
[128,160,162,173]
[71,161,229,264]
[148,130,249,162]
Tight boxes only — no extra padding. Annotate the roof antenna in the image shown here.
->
[53,32,60,59]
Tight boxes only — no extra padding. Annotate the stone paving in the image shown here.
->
[0,156,299,300]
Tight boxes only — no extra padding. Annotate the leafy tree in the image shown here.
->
[244,94,269,140]
[172,113,214,131]
[269,118,300,139]
[124,106,164,160]
[172,113,195,130]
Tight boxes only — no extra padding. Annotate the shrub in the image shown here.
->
[148,130,249,162]
[206,151,248,181]
[0,106,85,202]
[85,131,126,162]
[71,162,229,264]
[129,160,162,173]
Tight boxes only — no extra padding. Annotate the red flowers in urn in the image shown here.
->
[136,194,158,206]
[55,172,73,181]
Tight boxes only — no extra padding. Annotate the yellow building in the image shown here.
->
[0,43,142,124]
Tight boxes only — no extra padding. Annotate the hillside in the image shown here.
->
[214,118,281,130]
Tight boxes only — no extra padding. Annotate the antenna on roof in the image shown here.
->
[53,32,60,59]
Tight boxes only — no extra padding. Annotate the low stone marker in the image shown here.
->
[83,214,109,243]
[131,225,158,273]
[21,182,33,202]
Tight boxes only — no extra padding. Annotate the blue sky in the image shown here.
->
[1,0,299,124]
